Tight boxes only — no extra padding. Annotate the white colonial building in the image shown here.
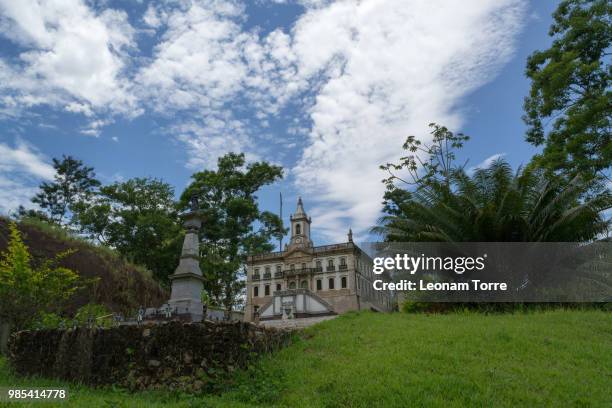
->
[245,198,393,323]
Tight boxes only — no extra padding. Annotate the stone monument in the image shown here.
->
[165,196,205,322]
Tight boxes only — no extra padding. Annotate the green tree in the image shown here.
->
[376,126,611,242]
[180,153,285,315]
[75,177,182,283]
[523,0,611,178]
[0,223,80,332]
[32,155,101,226]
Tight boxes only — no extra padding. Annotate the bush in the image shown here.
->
[74,304,113,328]
[0,222,80,331]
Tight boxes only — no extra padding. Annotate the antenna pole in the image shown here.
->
[279,192,283,252]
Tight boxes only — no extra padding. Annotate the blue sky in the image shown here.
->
[0,0,559,245]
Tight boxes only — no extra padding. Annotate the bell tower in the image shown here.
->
[288,197,312,249]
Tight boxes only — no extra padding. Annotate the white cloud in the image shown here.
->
[289,0,526,241]
[0,140,54,179]
[134,1,302,169]
[0,140,54,214]
[136,1,249,111]
[0,0,138,121]
[170,119,258,170]
[0,0,527,241]
[469,153,507,174]
[135,0,525,240]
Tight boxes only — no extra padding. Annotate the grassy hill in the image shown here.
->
[0,217,167,316]
[1,310,611,407]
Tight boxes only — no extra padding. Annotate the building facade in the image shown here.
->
[244,198,393,322]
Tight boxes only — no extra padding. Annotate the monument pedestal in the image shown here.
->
[168,273,204,322]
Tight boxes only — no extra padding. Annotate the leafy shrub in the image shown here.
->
[0,222,80,331]
[74,303,113,328]
[30,312,64,330]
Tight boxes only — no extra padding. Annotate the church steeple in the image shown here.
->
[295,197,306,216]
[288,196,312,249]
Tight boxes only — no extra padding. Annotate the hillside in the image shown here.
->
[1,310,610,407]
[0,217,168,316]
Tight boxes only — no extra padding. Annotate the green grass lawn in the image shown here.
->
[1,310,611,407]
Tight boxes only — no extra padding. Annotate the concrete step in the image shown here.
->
[258,315,338,330]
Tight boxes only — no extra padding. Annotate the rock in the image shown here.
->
[148,359,161,367]
[183,352,193,364]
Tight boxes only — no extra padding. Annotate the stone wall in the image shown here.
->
[8,321,291,392]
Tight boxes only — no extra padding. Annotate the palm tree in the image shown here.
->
[374,159,611,242]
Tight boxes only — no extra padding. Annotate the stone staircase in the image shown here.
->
[258,315,338,330]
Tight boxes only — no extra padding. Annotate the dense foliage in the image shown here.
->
[376,125,611,242]
[30,155,101,226]
[523,0,611,178]
[180,153,286,314]
[0,223,80,331]
[74,178,182,283]
[22,152,285,312]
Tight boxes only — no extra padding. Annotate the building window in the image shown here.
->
[254,268,260,275]
[265,266,270,274]
[276,265,281,273]
[290,264,295,270]
[253,305,259,316]
[316,260,322,269]
[254,286,259,297]
[328,259,334,267]
[296,223,301,235]
[328,278,335,290]
[276,283,281,291]
[316,279,322,290]
[289,281,296,289]
[340,257,346,266]
[341,276,347,288]
[301,263,306,270]
[265,285,270,296]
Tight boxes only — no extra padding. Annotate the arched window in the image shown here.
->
[340,257,347,266]
[300,280,308,289]
[254,286,259,297]
[328,278,335,290]
[276,283,281,291]
[265,285,270,296]
[341,276,347,288]
[289,281,296,289]
[316,260,322,269]
[296,223,301,235]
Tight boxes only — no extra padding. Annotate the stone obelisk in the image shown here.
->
[167,198,205,322]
